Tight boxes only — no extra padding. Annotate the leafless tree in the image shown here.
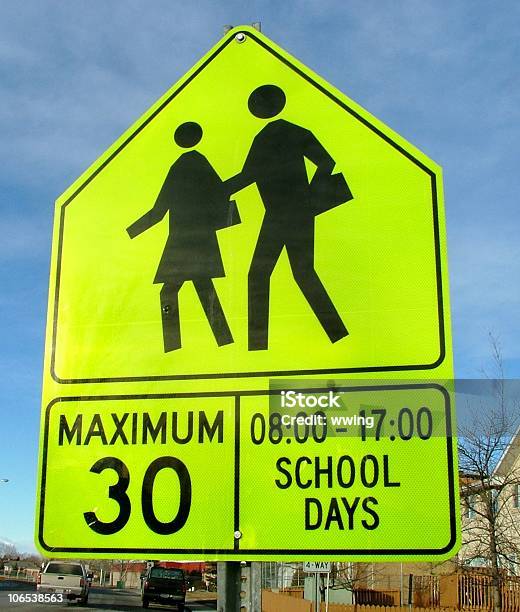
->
[0,540,19,560]
[457,337,520,612]
[20,552,44,565]
[325,562,398,604]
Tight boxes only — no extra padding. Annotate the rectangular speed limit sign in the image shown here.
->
[37,385,458,560]
[39,395,236,555]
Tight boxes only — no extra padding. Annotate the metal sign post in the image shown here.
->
[217,561,261,611]
[325,571,330,612]
[304,563,331,611]
[217,562,240,612]
[316,572,319,611]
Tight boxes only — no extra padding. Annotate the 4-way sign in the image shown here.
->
[304,562,331,573]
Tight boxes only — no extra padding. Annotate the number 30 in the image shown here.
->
[84,456,192,535]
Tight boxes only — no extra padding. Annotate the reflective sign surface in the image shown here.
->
[36,26,458,560]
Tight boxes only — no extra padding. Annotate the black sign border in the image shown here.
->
[50,30,447,385]
[38,384,457,556]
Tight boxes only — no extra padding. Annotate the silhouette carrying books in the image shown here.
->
[127,121,238,352]
[227,85,352,351]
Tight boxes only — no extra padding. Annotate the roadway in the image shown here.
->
[0,582,217,611]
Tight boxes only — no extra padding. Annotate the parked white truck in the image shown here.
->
[37,561,91,604]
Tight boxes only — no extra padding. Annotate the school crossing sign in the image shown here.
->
[36,26,459,560]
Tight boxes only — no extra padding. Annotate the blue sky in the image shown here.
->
[0,1,519,552]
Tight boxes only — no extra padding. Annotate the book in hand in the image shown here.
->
[309,172,353,215]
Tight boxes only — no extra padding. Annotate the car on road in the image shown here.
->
[37,561,91,605]
[142,565,186,610]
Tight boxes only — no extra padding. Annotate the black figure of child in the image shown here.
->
[127,122,234,352]
[227,85,349,351]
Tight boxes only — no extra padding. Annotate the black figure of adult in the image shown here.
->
[127,121,233,352]
[227,85,349,351]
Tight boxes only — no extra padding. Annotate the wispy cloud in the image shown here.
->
[0,536,16,546]
[0,536,37,555]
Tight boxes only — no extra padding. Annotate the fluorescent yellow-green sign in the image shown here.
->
[39,396,235,554]
[36,26,458,560]
[37,385,457,559]
[48,29,450,384]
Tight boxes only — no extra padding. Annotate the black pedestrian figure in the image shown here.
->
[127,121,234,352]
[227,85,349,351]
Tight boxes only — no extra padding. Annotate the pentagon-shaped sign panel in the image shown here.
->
[48,26,451,387]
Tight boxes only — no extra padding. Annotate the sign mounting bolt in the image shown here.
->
[235,32,246,43]
[234,530,242,539]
